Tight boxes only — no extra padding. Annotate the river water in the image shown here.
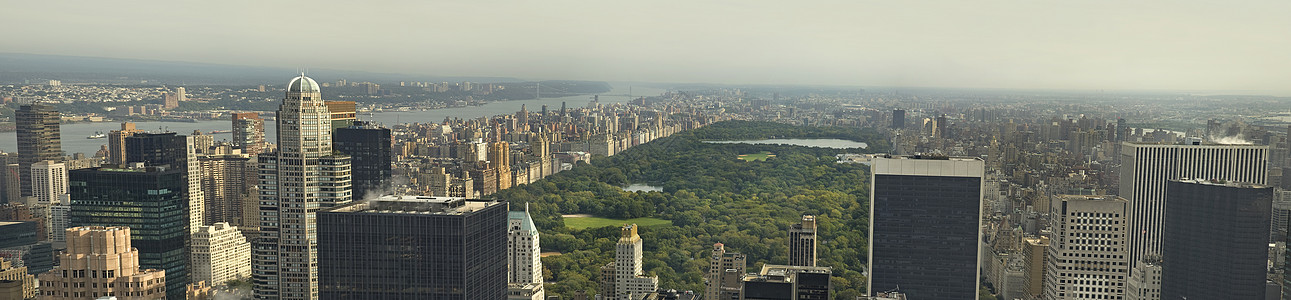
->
[0,84,663,155]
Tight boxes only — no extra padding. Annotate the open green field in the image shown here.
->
[737,151,776,161]
[563,215,673,229]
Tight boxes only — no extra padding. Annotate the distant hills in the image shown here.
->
[0,53,522,85]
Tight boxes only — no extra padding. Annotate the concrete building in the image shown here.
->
[1,162,21,204]
[231,113,265,155]
[869,155,983,300]
[107,122,142,165]
[37,226,167,300]
[317,196,507,299]
[198,150,253,227]
[491,142,513,190]
[788,215,817,267]
[69,164,189,299]
[1160,179,1272,300]
[252,75,353,300]
[704,243,746,300]
[191,222,250,287]
[1124,259,1161,300]
[1021,236,1049,300]
[1119,143,1267,271]
[30,160,67,206]
[0,257,37,299]
[603,224,659,300]
[508,205,544,287]
[741,264,831,300]
[323,100,356,133]
[16,103,62,197]
[1041,195,1129,300]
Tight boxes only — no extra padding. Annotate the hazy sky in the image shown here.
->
[3,1,1289,93]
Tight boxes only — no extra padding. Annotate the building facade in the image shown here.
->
[231,113,266,155]
[198,150,253,226]
[317,196,507,299]
[868,155,983,300]
[191,222,250,286]
[788,215,817,267]
[1041,195,1129,300]
[69,165,189,299]
[1119,143,1267,271]
[608,224,658,300]
[508,205,544,286]
[705,243,746,300]
[741,264,832,300]
[15,103,62,197]
[37,226,167,300]
[334,122,392,199]
[1160,179,1272,300]
[126,132,206,233]
[252,75,353,300]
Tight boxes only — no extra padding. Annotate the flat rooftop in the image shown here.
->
[1173,178,1266,189]
[325,195,502,215]
[874,154,982,162]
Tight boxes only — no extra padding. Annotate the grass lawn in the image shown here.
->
[737,151,776,161]
[564,216,673,229]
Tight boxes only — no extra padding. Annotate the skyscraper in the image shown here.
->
[891,109,905,129]
[491,142,512,191]
[16,103,62,197]
[1160,179,1272,300]
[191,222,250,287]
[323,101,356,133]
[1041,195,1129,300]
[253,75,352,300]
[317,196,507,299]
[29,160,67,206]
[788,215,817,267]
[869,155,983,300]
[37,226,168,300]
[334,121,392,200]
[126,132,206,233]
[108,122,142,165]
[705,243,746,300]
[741,264,832,300]
[69,164,189,300]
[176,87,187,102]
[199,149,253,227]
[232,113,266,155]
[508,204,543,285]
[1119,143,1267,270]
[607,224,658,300]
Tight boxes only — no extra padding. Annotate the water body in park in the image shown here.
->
[623,183,663,192]
[704,138,868,149]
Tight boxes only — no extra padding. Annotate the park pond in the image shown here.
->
[703,138,868,149]
[623,183,663,192]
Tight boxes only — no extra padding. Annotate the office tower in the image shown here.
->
[334,122,392,199]
[1125,259,1161,300]
[891,109,905,129]
[317,196,507,299]
[16,103,62,197]
[1040,195,1129,300]
[740,264,832,300]
[127,132,206,233]
[1021,236,1049,300]
[508,204,543,284]
[323,100,356,133]
[1,162,20,203]
[605,224,658,300]
[253,75,353,300]
[788,215,817,267]
[705,243,746,300]
[29,160,67,206]
[508,205,545,300]
[232,113,266,155]
[517,104,529,126]
[37,226,168,300]
[69,164,189,299]
[1159,179,1272,300]
[191,222,250,286]
[1119,143,1267,270]
[199,150,253,226]
[0,257,37,299]
[491,142,513,190]
[0,221,54,275]
[869,155,983,300]
[108,122,142,165]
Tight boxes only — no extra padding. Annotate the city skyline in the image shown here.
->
[2,1,1290,94]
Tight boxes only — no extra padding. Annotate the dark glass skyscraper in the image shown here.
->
[868,155,983,300]
[69,164,189,300]
[334,121,392,199]
[891,109,905,129]
[16,103,62,197]
[318,196,507,299]
[1161,179,1271,300]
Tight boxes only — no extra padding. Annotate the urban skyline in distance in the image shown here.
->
[2,1,1290,94]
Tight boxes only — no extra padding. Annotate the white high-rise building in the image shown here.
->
[252,75,352,300]
[186,135,206,233]
[508,204,543,284]
[1119,143,1267,271]
[192,222,251,286]
[177,86,187,102]
[29,160,67,205]
[611,224,658,300]
[1042,195,1129,300]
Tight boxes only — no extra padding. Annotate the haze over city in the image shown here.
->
[3,0,1290,93]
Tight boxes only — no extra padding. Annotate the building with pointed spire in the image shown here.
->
[508,204,545,300]
[252,75,352,300]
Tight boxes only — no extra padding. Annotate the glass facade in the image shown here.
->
[334,123,392,200]
[870,174,981,300]
[317,199,508,299]
[1161,180,1271,300]
[69,166,189,300]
